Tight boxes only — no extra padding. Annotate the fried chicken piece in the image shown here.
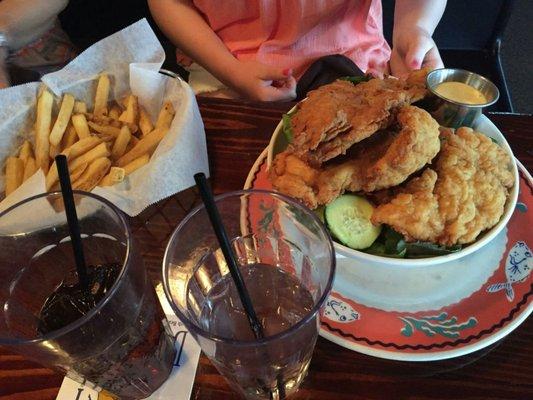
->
[290,69,429,165]
[291,80,354,153]
[315,130,395,203]
[308,75,428,164]
[372,127,514,245]
[316,105,441,203]
[364,104,441,191]
[435,127,514,245]
[269,153,320,209]
[371,169,444,242]
[270,106,440,209]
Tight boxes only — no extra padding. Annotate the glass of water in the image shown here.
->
[163,189,335,399]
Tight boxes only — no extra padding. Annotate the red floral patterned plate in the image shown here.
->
[245,148,532,361]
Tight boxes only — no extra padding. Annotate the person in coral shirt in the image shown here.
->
[0,0,76,88]
[149,0,446,101]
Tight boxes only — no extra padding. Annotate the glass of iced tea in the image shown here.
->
[0,191,176,400]
[163,189,335,399]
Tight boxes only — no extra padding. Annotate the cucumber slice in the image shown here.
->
[325,195,382,250]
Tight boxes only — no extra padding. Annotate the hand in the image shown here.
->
[390,27,443,79]
[228,60,296,102]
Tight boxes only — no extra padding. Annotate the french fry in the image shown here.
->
[111,126,131,160]
[116,127,167,167]
[72,157,111,192]
[123,154,150,176]
[5,157,24,195]
[45,148,70,191]
[119,94,138,125]
[23,157,38,182]
[3,77,178,200]
[49,142,61,159]
[138,106,153,137]
[109,105,122,120]
[50,193,66,213]
[45,162,59,191]
[18,140,33,162]
[69,142,110,172]
[90,114,122,129]
[99,166,125,186]
[119,96,128,108]
[93,74,110,117]
[62,124,78,149]
[66,136,102,159]
[99,134,117,143]
[49,93,75,146]
[155,101,175,130]
[46,141,108,190]
[97,176,114,187]
[35,89,54,173]
[88,121,121,137]
[70,162,89,182]
[74,101,87,114]
[124,135,138,153]
[87,114,108,123]
[111,120,123,129]
[72,113,91,139]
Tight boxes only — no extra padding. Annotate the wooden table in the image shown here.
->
[1,98,531,400]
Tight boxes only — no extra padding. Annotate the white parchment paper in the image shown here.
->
[0,19,209,216]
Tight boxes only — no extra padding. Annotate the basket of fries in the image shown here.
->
[0,19,208,216]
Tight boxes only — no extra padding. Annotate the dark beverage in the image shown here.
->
[69,283,176,399]
[0,191,178,400]
[38,263,121,334]
[197,263,318,398]
[37,260,176,399]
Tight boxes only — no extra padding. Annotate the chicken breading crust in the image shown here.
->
[372,127,514,245]
[270,105,440,209]
[316,105,441,204]
[290,70,428,165]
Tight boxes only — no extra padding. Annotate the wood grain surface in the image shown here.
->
[1,98,531,400]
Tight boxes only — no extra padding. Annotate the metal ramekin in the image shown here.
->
[425,68,499,128]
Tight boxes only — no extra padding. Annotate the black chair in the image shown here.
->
[59,0,186,78]
[382,0,515,112]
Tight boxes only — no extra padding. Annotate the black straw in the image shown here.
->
[55,155,89,289]
[194,174,286,399]
[194,173,265,339]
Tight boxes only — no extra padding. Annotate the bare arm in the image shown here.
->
[148,0,295,101]
[0,0,68,50]
[390,0,446,77]
[148,0,239,89]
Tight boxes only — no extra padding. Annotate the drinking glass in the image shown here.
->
[163,189,335,399]
[0,191,176,400]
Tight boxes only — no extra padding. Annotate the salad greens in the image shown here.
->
[281,109,297,144]
[339,75,371,85]
[404,242,462,258]
[365,227,407,258]
[363,226,462,258]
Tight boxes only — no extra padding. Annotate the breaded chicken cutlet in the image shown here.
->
[270,105,441,209]
[290,69,429,166]
[371,127,514,245]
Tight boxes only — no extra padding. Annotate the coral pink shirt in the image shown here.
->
[192,0,391,77]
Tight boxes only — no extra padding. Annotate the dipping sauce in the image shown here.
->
[434,81,487,105]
